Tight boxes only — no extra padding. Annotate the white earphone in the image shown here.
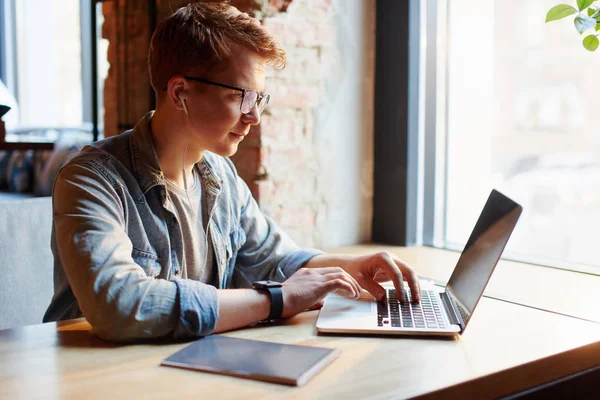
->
[178,92,191,191]
[176,92,209,271]
[179,93,189,116]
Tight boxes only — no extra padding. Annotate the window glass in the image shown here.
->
[445,0,600,269]
[1,0,107,142]
[10,0,82,133]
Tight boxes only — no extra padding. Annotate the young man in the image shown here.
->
[44,2,420,341]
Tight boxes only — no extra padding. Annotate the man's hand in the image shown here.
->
[341,252,421,303]
[215,253,417,333]
[305,252,421,303]
[280,267,361,318]
[214,267,359,332]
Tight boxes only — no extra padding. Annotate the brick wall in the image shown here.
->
[256,0,338,247]
[102,0,156,137]
[102,0,374,248]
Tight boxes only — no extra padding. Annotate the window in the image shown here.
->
[426,0,600,273]
[0,0,108,148]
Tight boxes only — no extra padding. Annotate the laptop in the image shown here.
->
[316,189,522,337]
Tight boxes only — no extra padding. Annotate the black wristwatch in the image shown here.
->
[252,280,283,321]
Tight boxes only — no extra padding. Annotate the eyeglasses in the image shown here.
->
[183,76,270,115]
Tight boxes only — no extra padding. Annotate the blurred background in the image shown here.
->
[2,0,600,273]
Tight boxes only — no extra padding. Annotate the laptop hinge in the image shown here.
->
[441,291,464,332]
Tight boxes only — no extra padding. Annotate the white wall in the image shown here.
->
[314,0,375,247]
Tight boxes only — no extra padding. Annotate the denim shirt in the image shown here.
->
[43,112,321,341]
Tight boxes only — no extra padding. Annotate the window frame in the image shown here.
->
[372,0,423,246]
[0,0,103,150]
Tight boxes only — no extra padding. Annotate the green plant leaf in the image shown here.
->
[588,6,596,16]
[575,14,597,33]
[578,0,595,11]
[546,4,578,22]
[596,22,600,30]
[582,34,599,50]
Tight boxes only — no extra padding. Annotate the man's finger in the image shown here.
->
[324,278,359,299]
[322,270,362,297]
[360,278,386,302]
[373,269,391,283]
[378,252,406,302]
[393,257,421,302]
[307,299,325,311]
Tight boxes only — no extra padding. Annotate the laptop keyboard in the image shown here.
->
[377,288,447,329]
[455,299,469,323]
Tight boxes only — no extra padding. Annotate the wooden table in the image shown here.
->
[2,246,600,399]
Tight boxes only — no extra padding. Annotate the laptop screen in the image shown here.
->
[446,190,522,323]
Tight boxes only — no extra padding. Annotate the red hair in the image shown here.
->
[148,2,286,93]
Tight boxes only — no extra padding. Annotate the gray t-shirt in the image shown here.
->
[164,169,217,286]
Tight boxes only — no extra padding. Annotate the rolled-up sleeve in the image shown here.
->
[233,173,323,282]
[53,163,218,342]
[173,279,218,338]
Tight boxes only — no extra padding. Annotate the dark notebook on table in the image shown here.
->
[161,335,340,387]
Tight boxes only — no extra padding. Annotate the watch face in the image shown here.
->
[253,280,282,289]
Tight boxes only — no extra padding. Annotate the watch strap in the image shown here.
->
[266,285,283,321]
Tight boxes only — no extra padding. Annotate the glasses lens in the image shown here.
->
[258,94,270,114]
[241,90,258,114]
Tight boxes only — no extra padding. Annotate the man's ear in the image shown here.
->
[166,75,188,113]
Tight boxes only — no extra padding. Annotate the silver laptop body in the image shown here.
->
[316,189,523,337]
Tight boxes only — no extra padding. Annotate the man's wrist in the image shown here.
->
[252,280,283,321]
[254,289,271,322]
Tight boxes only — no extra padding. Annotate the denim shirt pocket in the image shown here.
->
[131,248,162,278]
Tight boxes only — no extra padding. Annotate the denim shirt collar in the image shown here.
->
[129,111,223,196]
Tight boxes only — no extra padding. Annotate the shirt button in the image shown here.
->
[174,269,180,276]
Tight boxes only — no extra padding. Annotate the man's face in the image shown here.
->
[182,45,266,157]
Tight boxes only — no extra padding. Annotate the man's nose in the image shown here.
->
[241,105,261,126]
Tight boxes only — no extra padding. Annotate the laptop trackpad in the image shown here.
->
[325,295,373,315]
